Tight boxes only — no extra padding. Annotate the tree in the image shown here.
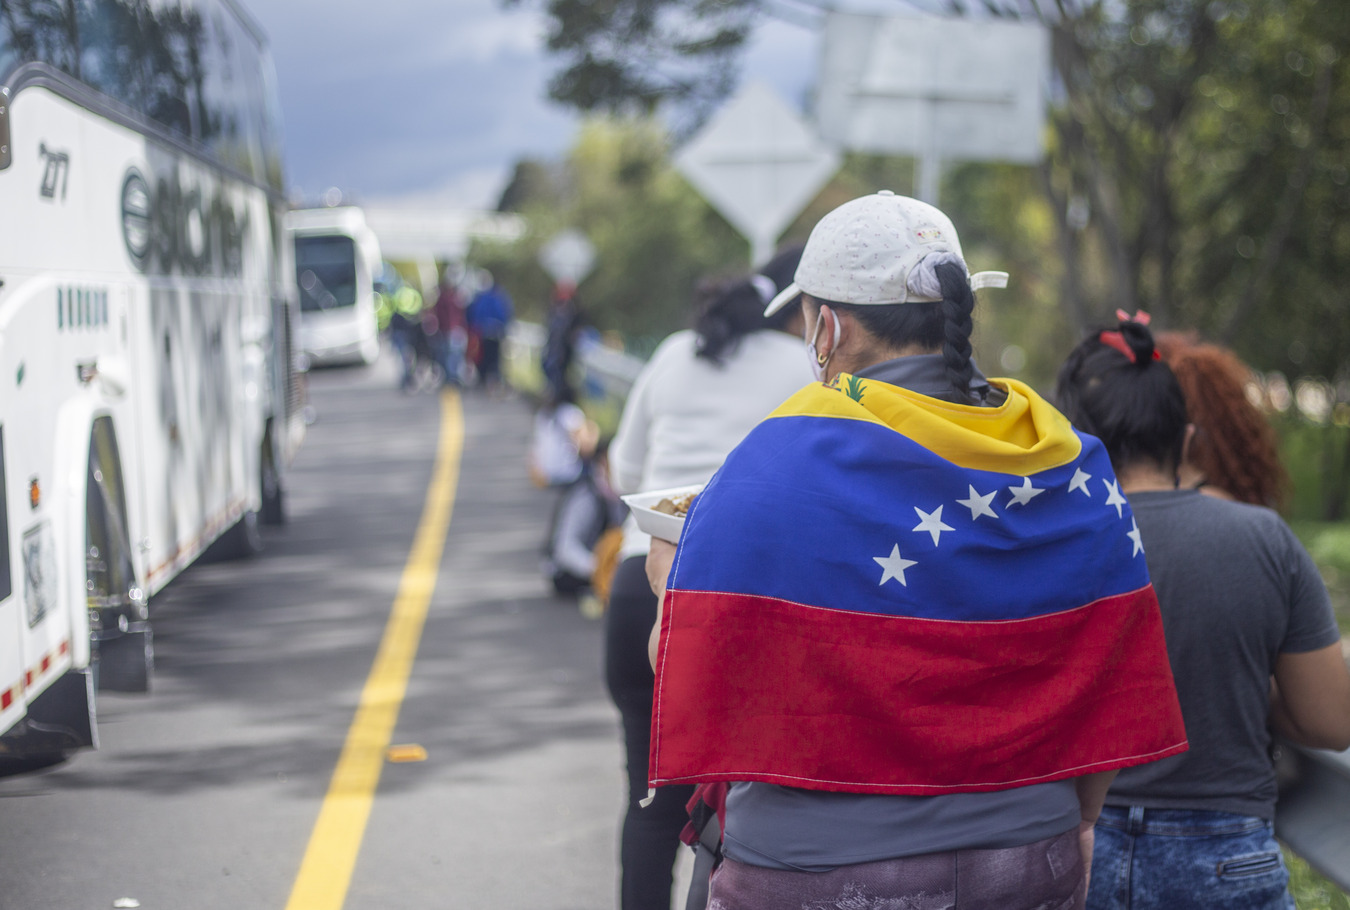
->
[501,0,759,131]
[470,117,749,346]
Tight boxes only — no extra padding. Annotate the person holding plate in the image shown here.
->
[644,192,1186,909]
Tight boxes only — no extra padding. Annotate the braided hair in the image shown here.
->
[819,260,981,403]
[1054,315,1189,475]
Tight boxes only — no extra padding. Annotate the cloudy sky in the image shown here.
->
[246,0,824,210]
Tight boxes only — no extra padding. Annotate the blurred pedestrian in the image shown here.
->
[605,244,814,910]
[386,280,424,392]
[467,270,513,396]
[1056,312,1350,910]
[431,267,468,387]
[643,193,1185,910]
[542,281,584,402]
[1154,331,1289,509]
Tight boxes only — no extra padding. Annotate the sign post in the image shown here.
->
[815,13,1048,204]
[675,82,839,266]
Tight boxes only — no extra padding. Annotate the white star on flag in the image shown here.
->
[957,485,998,520]
[912,505,955,546]
[874,544,917,587]
[1104,479,1127,518]
[1128,518,1144,556]
[1069,468,1092,497]
[1007,477,1045,507]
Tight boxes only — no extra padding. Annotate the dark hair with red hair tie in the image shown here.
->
[1054,311,1187,475]
[1098,310,1162,364]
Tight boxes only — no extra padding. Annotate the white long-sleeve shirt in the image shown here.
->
[610,329,814,557]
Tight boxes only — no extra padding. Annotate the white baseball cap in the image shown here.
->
[764,190,1008,315]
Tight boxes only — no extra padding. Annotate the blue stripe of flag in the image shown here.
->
[673,415,1148,622]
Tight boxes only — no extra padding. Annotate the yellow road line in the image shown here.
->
[284,389,464,910]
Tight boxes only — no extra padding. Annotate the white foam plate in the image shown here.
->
[621,484,704,544]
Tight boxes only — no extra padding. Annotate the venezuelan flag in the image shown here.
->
[651,374,1187,795]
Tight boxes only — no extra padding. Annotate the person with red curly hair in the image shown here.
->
[1155,332,1289,510]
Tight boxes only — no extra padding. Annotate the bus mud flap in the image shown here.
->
[96,623,153,693]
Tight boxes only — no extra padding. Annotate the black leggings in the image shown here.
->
[605,555,695,910]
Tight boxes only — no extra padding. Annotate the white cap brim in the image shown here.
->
[763,282,801,317]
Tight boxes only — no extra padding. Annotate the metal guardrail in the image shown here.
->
[1278,744,1350,890]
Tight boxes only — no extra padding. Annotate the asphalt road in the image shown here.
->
[0,357,659,910]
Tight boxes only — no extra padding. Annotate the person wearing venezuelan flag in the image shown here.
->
[642,191,1188,909]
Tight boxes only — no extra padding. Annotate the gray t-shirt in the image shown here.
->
[1105,489,1340,820]
[721,355,1079,871]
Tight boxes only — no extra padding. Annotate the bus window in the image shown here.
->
[295,236,358,312]
[0,0,280,191]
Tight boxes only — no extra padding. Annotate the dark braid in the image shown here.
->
[819,259,979,402]
[936,261,976,402]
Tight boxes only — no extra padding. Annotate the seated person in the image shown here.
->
[544,440,626,597]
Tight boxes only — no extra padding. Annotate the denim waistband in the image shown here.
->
[1096,806,1269,837]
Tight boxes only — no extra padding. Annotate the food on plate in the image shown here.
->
[653,491,696,517]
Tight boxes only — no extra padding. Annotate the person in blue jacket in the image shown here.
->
[467,270,513,395]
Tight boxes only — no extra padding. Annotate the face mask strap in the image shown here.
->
[810,310,841,368]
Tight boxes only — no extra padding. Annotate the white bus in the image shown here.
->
[0,0,304,767]
[288,206,383,367]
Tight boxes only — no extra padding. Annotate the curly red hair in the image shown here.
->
[1156,332,1288,509]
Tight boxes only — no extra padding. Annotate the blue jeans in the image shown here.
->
[1088,806,1294,910]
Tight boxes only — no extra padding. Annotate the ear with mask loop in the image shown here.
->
[807,309,842,381]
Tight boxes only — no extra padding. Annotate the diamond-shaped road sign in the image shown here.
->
[539,229,596,284]
[675,82,840,265]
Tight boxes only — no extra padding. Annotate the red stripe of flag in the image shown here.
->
[651,585,1186,794]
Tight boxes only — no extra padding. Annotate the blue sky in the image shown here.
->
[247,0,822,210]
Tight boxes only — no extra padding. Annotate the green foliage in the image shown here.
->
[1017,0,1350,373]
[844,374,865,403]
[467,116,749,346]
[1289,518,1350,635]
[1277,415,1350,521]
[1285,846,1350,909]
